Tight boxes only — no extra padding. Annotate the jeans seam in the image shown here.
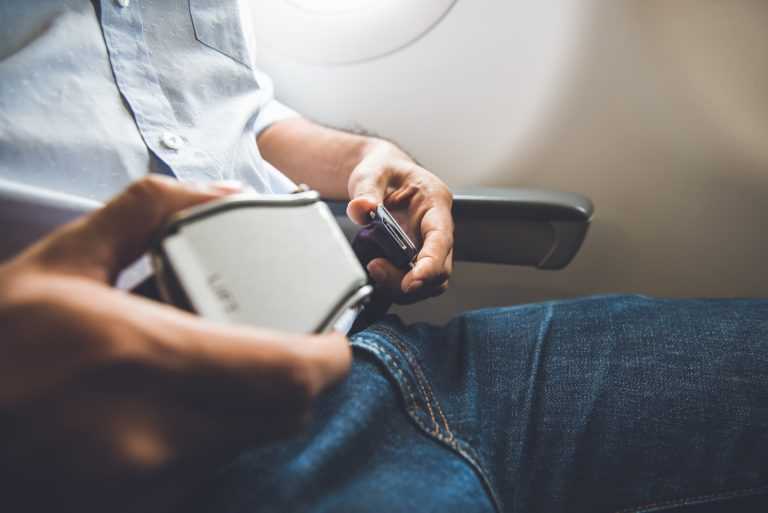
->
[370,325,454,440]
[615,484,768,513]
[371,327,440,435]
[405,341,455,439]
[353,340,423,423]
[352,335,503,513]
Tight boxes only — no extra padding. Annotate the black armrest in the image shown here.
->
[451,187,593,269]
[325,187,594,270]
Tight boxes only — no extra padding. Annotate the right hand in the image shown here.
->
[0,176,351,512]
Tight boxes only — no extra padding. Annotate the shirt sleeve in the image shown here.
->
[251,68,301,137]
[253,98,300,136]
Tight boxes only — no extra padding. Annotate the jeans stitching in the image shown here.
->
[615,484,768,513]
[353,340,421,416]
[354,337,447,442]
[371,325,453,439]
[369,326,453,437]
[392,332,454,439]
[372,327,441,435]
[351,335,503,513]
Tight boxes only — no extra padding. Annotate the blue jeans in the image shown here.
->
[190,295,768,512]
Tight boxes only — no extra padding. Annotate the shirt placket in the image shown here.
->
[99,0,221,182]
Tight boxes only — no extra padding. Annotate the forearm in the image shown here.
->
[257,117,398,199]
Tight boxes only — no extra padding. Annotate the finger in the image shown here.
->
[366,258,406,296]
[401,206,453,293]
[346,166,392,225]
[14,279,351,475]
[393,275,449,305]
[346,196,379,226]
[52,281,353,445]
[366,257,448,305]
[443,248,454,280]
[418,253,452,300]
[113,291,353,411]
[32,176,239,282]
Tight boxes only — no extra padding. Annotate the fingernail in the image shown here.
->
[405,280,423,293]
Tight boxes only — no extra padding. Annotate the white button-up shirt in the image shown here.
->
[0,0,299,202]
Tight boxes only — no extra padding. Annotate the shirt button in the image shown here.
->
[160,132,185,151]
[115,0,130,7]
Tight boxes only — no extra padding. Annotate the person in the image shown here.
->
[0,1,766,512]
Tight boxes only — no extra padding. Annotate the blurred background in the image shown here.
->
[245,0,768,323]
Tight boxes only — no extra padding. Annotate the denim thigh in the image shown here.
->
[187,349,495,513]
[189,295,768,513]
[363,295,768,512]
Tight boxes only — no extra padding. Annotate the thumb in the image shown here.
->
[346,167,390,225]
[32,176,238,282]
[346,196,379,226]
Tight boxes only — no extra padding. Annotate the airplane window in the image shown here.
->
[248,0,458,64]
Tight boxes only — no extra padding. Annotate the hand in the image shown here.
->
[0,176,351,512]
[346,141,454,304]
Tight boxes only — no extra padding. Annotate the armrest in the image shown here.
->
[0,179,592,270]
[325,187,594,270]
[451,187,593,269]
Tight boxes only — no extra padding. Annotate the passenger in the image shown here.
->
[0,1,766,512]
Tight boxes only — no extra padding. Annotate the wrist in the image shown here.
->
[345,138,411,177]
[343,136,384,171]
[364,137,411,162]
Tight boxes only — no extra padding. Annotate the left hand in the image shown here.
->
[346,141,454,304]
[0,177,352,512]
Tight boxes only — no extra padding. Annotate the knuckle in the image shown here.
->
[436,186,453,205]
[282,333,351,408]
[124,175,174,216]
[121,176,179,227]
[125,176,172,207]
